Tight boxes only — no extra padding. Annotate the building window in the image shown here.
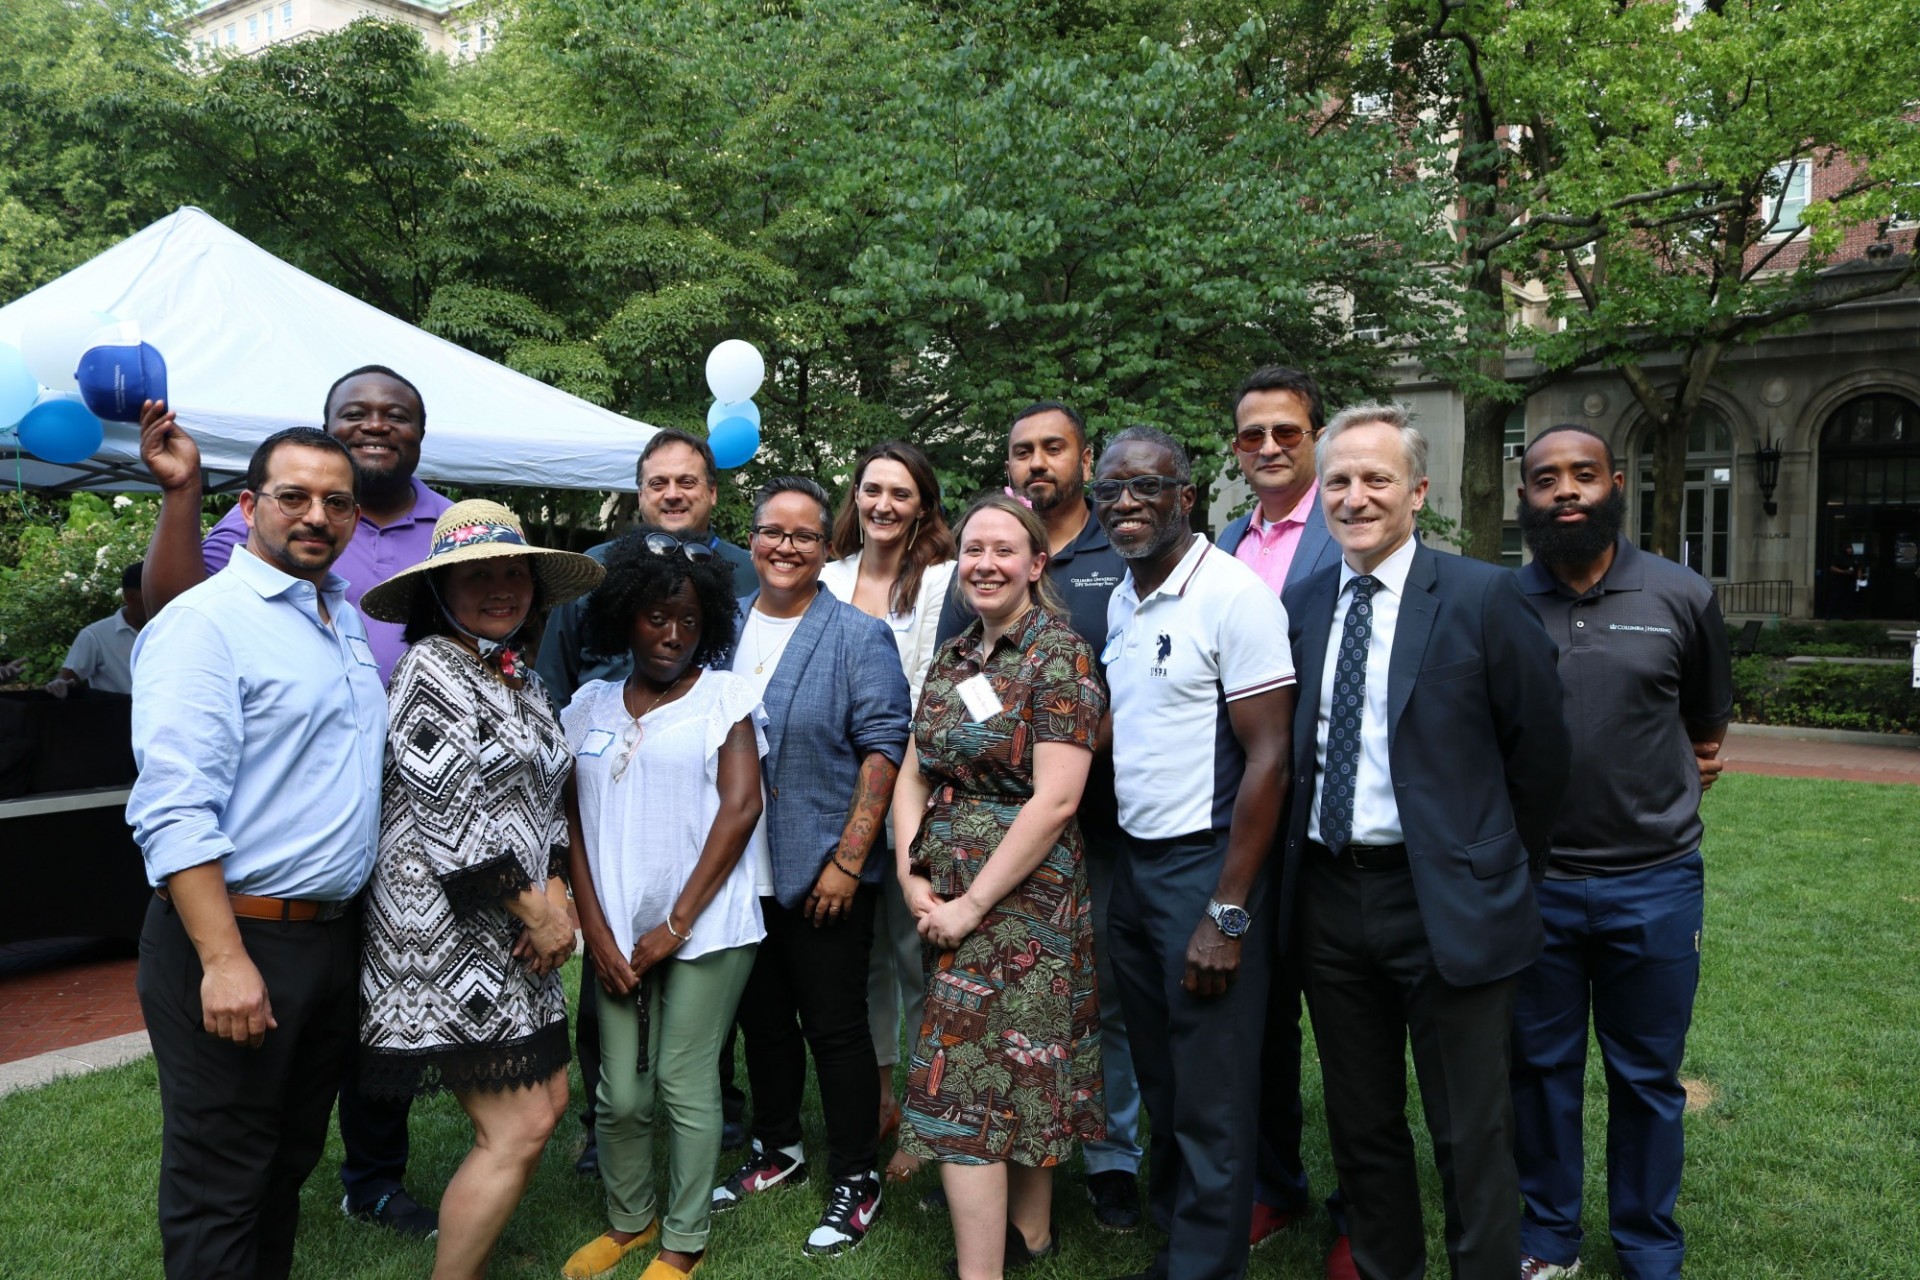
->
[1503,406,1527,461]
[1351,311,1386,343]
[226,23,237,44]
[477,23,491,51]
[266,8,275,35]
[1763,161,1809,235]
[1501,523,1523,570]
[247,14,258,39]
[1638,410,1733,580]
[283,1,294,25]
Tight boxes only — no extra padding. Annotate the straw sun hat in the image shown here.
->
[359,499,604,624]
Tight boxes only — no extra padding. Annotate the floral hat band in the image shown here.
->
[359,499,605,623]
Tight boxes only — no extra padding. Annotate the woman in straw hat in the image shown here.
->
[356,499,604,1280]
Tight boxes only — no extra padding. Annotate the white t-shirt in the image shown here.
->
[736,607,803,896]
[1104,535,1295,840]
[562,669,768,958]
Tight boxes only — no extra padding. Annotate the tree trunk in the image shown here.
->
[1648,412,1686,562]
[1459,389,1509,562]
[1451,43,1510,565]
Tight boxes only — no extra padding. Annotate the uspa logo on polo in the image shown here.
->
[75,322,169,424]
[1151,632,1173,676]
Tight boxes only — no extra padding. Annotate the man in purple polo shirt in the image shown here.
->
[139,366,450,1238]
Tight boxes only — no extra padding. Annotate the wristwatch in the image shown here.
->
[1207,899,1251,939]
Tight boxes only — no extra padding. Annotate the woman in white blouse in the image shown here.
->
[560,530,767,1280]
[821,440,957,1182]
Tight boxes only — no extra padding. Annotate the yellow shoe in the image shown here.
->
[638,1254,704,1280]
[561,1222,660,1279]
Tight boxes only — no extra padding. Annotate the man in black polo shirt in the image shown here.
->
[1511,425,1733,1280]
[934,400,1143,1230]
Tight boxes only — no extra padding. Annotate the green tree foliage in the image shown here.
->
[0,493,158,683]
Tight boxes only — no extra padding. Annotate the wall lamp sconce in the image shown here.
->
[1755,438,1783,517]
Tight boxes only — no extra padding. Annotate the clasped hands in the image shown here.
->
[901,872,988,950]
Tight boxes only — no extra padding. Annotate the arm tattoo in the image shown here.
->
[839,751,900,864]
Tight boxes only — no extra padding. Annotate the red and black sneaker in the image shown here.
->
[803,1172,883,1257]
[710,1141,809,1213]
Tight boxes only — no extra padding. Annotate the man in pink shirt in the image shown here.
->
[1214,365,1350,1277]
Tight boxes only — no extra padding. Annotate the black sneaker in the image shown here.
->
[574,1139,600,1177]
[803,1172,883,1257]
[1087,1169,1142,1232]
[340,1189,439,1239]
[711,1141,808,1212]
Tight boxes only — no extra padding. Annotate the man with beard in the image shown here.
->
[128,427,384,1279]
[1511,425,1732,1280]
[139,367,450,1238]
[1093,426,1295,1280]
[933,401,1147,1230]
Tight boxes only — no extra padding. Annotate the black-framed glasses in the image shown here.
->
[750,525,828,550]
[257,487,357,522]
[641,531,715,562]
[1234,424,1314,452]
[1088,475,1186,504]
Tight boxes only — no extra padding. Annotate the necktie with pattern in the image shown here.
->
[1319,574,1378,854]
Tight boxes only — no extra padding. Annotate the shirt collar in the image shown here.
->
[1338,532,1416,600]
[1519,535,1643,598]
[1251,482,1319,533]
[362,478,452,531]
[228,542,350,605]
[1051,498,1110,564]
[1121,533,1210,607]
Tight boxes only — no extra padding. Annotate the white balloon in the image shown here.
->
[21,308,119,390]
[705,339,766,405]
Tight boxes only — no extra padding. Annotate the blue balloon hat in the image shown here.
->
[17,394,105,465]
[709,416,761,469]
[76,338,169,424]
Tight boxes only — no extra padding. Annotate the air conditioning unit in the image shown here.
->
[1503,443,1525,460]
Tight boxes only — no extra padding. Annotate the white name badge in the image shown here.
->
[956,673,1003,723]
[346,636,378,668]
[580,729,617,757]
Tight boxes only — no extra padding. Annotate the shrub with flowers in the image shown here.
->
[0,492,163,684]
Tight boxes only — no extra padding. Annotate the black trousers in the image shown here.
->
[136,895,360,1280]
[737,886,879,1181]
[1300,852,1519,1280]
[1108,829,1271,1280]
[337,1063,412,1208]
[1254,936,1313,1212]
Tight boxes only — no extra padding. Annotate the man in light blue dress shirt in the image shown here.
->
[128,426,386,1280]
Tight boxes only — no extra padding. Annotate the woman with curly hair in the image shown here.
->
[559,528,767,1280]
[821,439,958,1180]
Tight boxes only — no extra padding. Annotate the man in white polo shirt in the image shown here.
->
[1093,426,1296,1280]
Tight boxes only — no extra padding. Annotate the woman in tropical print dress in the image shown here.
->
[893,493,1106,1280]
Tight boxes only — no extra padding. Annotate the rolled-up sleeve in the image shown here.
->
[128,606,244,885]
[846,614,911,765]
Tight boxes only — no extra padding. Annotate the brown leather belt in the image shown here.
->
[156,887,352,922]
[1309,840,1410,871]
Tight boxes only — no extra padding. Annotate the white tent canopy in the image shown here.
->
[0,207,653,491]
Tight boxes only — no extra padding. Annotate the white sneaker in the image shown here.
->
[1520,1257,1581,1280]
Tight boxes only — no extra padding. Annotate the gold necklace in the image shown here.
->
[752,613,798,675]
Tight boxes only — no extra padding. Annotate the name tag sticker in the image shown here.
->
[1101,629,1125,665]
[956,673,1004,723]
[580,729,617,758]
[346,636,378,668]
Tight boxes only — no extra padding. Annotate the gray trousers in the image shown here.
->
[1108,828,1271,1280]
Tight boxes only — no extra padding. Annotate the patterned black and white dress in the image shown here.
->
[360,635,573,1098]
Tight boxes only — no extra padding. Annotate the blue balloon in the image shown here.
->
[706,398,761,430]
[709,416,761,469]
[17,395,104,465]
[0,343,38,430]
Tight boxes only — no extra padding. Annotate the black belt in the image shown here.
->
[1309,840,1409,871]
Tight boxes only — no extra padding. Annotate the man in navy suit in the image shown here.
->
[1213,366,1343,1259]
[1282,404,1569,1280]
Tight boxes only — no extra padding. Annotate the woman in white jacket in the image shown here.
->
[821,440,956,1183]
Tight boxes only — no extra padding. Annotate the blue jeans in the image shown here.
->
[1511,853,1704,1280]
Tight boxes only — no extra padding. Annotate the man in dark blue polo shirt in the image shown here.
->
[1511,425,1733,1280]
[934,401,1142,1231]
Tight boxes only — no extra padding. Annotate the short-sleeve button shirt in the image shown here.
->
[1104,535,1295,840]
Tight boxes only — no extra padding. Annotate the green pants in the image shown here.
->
[595,943,757,1252]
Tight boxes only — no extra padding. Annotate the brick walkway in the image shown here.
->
[1721,724,1920,785]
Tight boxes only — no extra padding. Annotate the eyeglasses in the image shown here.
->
[751,525,827,550]
[610,720,642,782]
[1088,475,1185,504]
[641,531,714,562]
[257,487,357,522]
[1234,424,1314,452]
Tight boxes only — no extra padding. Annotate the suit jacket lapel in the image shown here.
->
[756,586,833,765]
[1386,543,1439,749]
[1285,500,1339,589]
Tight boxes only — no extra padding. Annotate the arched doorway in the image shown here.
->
[1818,393,1920,620]
[1637,409,1732,580]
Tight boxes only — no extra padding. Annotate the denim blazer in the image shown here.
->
[729,585,912,909]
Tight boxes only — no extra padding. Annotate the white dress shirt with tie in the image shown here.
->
[1309,535,1417,848]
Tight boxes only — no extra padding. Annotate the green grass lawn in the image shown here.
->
[1,772,1914,1279]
